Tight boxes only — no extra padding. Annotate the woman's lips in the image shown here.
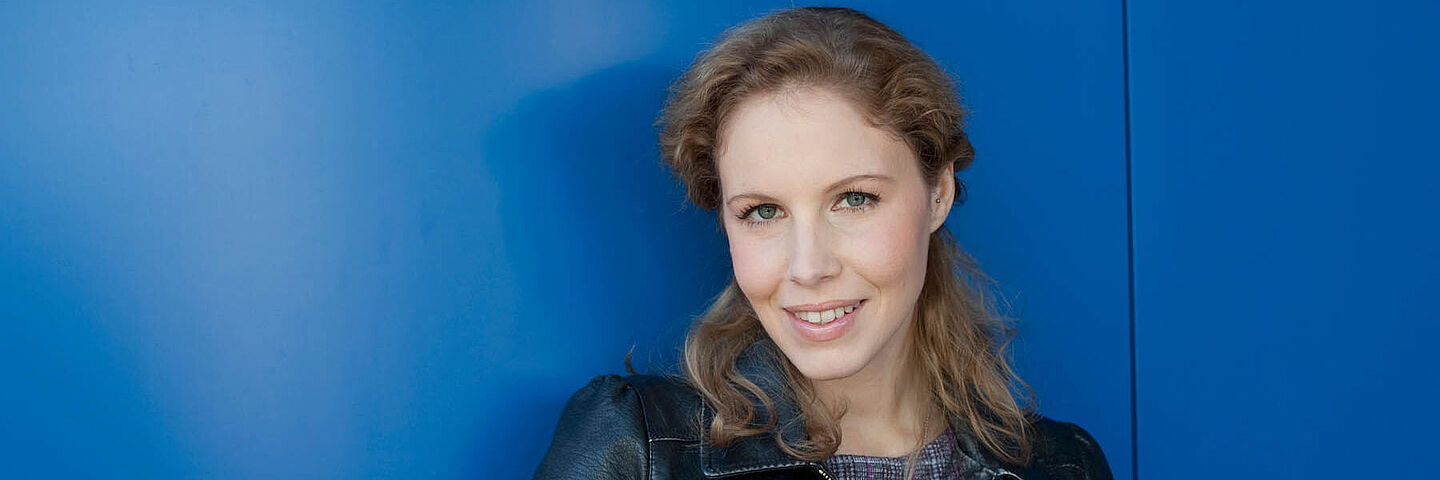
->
[787,299,863,342]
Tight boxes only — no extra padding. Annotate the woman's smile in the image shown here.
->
[786,299,866,342]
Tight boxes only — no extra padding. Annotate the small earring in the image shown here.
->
[935,198,942,203]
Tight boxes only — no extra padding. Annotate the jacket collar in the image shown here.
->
[698,337,1011,478]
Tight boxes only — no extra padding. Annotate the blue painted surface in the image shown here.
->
[41,0,1440,478]
[1128,1,1440,477]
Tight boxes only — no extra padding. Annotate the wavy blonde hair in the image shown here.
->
[654,6,1035,469]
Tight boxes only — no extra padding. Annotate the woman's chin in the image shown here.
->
[786,349,868,382]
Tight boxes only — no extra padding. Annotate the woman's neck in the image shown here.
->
[813,331,937,457]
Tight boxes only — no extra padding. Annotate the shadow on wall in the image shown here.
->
[473,60,732,477]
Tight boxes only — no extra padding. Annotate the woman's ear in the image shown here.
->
[928,162,956,234]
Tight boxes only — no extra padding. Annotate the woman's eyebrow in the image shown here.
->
[823,173,893,192]
[724,174,894,208]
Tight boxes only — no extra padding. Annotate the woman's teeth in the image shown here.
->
[795,303,858,325]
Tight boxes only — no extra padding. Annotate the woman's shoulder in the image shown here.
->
[563,373,704,439]
[1016,415,1114,480]
[533,374,704,479]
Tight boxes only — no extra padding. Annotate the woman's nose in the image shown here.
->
[786,216,842,286]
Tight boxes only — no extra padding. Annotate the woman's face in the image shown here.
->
[715,86,953,382]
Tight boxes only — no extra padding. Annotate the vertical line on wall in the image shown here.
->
[1120,0,1139,478]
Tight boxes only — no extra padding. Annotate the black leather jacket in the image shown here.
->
[534,339,1113,479]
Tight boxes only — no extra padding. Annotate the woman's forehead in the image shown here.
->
[715,88,917,197]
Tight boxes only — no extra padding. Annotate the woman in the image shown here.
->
[535,7,1112,480]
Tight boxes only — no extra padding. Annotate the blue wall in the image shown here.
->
[0,1,1433,479]
[1127,1,1440,477]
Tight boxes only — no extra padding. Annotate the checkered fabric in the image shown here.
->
[818,427,965,479]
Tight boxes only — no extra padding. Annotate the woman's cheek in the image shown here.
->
[843,208,928,285]
[728,232,785,303]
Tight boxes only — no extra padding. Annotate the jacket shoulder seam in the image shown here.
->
[618,375,654,480]
[624,374,702,441]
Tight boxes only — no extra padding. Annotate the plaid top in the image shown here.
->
[818,427,964,479]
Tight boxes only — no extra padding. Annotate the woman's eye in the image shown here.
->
[841,192,869,207]
[754,205,778,219]
[735,204,782,224]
